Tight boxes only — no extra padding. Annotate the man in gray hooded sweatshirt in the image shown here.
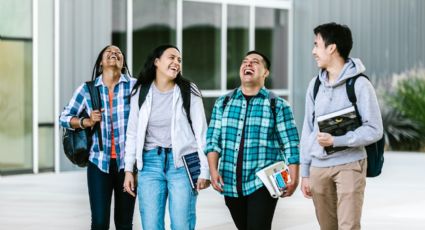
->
[300,22,383,230]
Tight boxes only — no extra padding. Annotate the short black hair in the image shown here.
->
[246,50,271,70]
[313,22,353,61]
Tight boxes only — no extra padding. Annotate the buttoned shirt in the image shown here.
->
[60,74,136,173]
[205,87,300,197]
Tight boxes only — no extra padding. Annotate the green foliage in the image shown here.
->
[388,77,425,128]
[382,74,425,150]
[381,107,423,151]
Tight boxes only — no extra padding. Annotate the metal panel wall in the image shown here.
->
[292,0,425,127]
[59,0,112,171]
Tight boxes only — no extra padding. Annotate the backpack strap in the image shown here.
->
[268,91,278,121]
[268,91,284,149]
[180,83,194,135]
[223,89,237,110]
[346,73,369,122]
[138,83,151,109]
[85,81,103,151]
[311,75,321,124]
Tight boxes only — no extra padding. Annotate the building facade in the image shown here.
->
[0,0,424,174]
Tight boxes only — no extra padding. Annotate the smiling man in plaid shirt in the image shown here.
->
[205,50,300,230]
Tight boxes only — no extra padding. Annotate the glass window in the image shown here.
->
[0,41,33,174]
[38,0,54,170]
[39,127,54,170]
[0,0,33,174]
[0,0,32,39]
[227,5,250,89]
[255,8,289,90]
[202,97,218,124]
[183,2,221,90]
[133,0,176,75]
[112,0,127,53]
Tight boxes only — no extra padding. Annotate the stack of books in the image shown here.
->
[317,106,361,154]
[256,161,291,198]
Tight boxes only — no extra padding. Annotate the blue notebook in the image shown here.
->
[182,152,201,190]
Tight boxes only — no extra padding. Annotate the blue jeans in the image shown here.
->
[138,147,197,230]
[87,160,136,230]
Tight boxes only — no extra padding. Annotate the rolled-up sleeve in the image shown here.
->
[59,84,86,129]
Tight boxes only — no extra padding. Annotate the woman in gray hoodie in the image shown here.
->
[300,22,383,230]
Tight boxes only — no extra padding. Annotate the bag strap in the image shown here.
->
[223,89,237,109]
[138,83,151,109]
[86,81,103,151]
[268,91,284,149]
[346,73,369,123]
[180,82,194,136]
[311,75,321,125]
[312,73,369,125]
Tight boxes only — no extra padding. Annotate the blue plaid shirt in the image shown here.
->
[60,75,136,173]
[205,87,300,197]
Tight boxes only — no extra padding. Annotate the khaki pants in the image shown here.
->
[310,159,366,230]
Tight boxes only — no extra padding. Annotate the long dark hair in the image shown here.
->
[91,45,131,81]
[131,44,201,97]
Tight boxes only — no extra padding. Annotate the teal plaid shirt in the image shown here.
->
[205,87,300,197]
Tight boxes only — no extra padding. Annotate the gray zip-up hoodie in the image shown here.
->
[300,58,383,177]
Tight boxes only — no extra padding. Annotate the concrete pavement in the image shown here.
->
[1,151,424,229]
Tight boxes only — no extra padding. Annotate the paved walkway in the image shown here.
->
[1,152,424,230]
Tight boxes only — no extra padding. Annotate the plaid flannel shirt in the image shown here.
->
[205,87,300,197]
[60,74,136,173]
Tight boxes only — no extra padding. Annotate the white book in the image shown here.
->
[317,106,356,122]
[256,161,291,198]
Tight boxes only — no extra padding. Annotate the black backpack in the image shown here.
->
[62,81,103,167]
[313,74,385,177]
[138,83,194,134]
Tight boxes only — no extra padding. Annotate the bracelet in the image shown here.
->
[79,117,85,129]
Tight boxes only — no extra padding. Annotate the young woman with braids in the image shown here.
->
[60,45,136,230]
[123,45,210,230]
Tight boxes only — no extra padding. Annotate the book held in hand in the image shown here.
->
[181,152,201,191]
[256,161,291,198]
[317,106,361,154]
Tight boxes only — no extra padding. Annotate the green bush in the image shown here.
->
[381,107,423,151]
[384,74,425,150]
[388,77,425,127]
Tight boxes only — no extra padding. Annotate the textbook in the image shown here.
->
[256,161,291,198]
[181,152,201,191]
[317,106,361,154]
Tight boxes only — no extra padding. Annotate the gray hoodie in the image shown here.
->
[300,58,383,177]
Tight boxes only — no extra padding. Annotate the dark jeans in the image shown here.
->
[224,186,278,230]
[87,160,136,230]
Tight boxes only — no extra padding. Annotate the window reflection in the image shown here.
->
[255,8,289,90]
[133,0,176,74]
[0,41,33,174]
[39,127,54,170]
[227,5,249,89]
[183,2,221,90]
[112,0,127,53]
[202,97,218,124]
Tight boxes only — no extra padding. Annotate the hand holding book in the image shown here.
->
[196,178,211,190]
[256,161,294,198]
[317,106,361,154]
[280,164,299,198]
[317,132,335,148]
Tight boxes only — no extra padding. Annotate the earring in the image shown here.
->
[99,65,103,73]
